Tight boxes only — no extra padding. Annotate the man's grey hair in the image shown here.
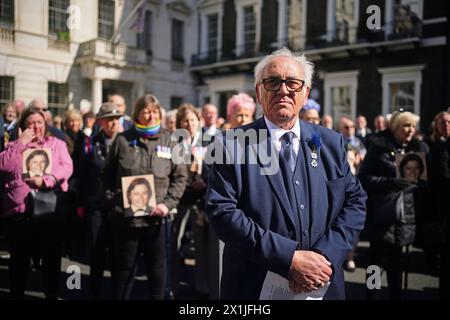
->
[202,103,218,113]
[254,47,314,87]
[28,99,47,109]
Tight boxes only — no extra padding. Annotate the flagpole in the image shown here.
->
[110,0,147,43]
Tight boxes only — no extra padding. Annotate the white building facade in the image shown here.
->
[0,0,198,114]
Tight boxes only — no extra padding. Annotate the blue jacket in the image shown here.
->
[206,117,367,299]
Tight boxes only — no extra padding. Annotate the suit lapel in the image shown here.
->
[251,118,296,229]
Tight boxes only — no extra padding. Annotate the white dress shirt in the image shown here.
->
[264,116,301,156]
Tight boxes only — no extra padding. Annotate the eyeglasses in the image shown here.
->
[261,77,305,92]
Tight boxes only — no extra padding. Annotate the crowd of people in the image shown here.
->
[0,50,449,300]
[0,90,259,300]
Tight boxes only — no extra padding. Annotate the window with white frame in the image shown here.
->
[326,0,359,44]
[171,19,185,62]
[98,0,115,40]
[324,71,359,125]
[287,0,306,50]
[0,0,14,26]
[235,0,261,57]
[207,13,218,58]
[277,0,307,49]
[49,0,69,37]
[199,1,224,62]
[0,76,14,108]
[378,65,424,115]
[48,82,68,116]
[385,0,423,37]
[243,6,256,55]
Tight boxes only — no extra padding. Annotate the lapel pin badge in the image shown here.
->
[308,133,321,169]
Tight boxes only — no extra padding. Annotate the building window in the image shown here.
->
[170,96,183,110]
[171,19,184,62]
[198,1,223,64]
[386,0,423,38]
[378,65,424,115]
[326,0,359,44]
[0,76,14,108]
[48,82,68,115]
[98,0,115,40]
[0,0,14,26]
[207,13,218,58]
[243,6,256,56]
[137,11,152,54]
[389,82,415,111]
[49,0,69,38]
[218,90,238,118]
[324,71,359,125]
[286,0,306,50]
[235,0,261,58]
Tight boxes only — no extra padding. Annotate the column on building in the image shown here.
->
[92,77,103,113]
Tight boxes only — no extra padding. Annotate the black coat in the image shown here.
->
[358,130,430,245]
[77,130,112,212]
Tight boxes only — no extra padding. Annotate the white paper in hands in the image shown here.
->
[259,271,330,300]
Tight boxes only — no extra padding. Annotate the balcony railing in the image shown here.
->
[306,19,422,50]
[0,24,14,43]
[191,42,263,67]
[191,18,423,68]
[77,38,147,65]
[48,33,70,51]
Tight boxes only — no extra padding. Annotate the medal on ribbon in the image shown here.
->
[308,133,321,168]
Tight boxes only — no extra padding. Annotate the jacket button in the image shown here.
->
[300,204,305,210]
[288,231,294,239]
[295,180,300,186]
[303,230,308,236]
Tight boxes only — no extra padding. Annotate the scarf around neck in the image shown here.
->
[135,120,161,138]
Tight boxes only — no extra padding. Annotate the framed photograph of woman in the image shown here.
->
[22,148,52,179]
[395,152,427,183]
[121,174,156,218]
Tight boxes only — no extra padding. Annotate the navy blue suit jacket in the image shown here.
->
[206,117,367,299]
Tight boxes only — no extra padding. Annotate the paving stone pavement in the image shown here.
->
[0,241,440,300]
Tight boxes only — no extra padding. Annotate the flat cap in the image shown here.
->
[97,102,121,119]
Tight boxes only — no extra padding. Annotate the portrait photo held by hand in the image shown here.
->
[121,175,156,218]
[22,148,52,179]
[396,152,427,183]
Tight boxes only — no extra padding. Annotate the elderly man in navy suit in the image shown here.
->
[206,48,366,300]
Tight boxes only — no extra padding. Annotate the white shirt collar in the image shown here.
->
[204,125,217,136]
[264,116,301,142]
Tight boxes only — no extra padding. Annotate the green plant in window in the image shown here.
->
[58,31,70,42]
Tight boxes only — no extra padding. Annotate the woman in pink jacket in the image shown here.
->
[0,108,73,299]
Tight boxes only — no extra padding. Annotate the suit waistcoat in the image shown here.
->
[279,141,311,249]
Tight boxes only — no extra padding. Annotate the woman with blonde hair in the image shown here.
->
[358,110,429,299]
[63,109,83,156]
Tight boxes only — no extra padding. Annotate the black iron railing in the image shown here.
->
[191,18,423,67]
